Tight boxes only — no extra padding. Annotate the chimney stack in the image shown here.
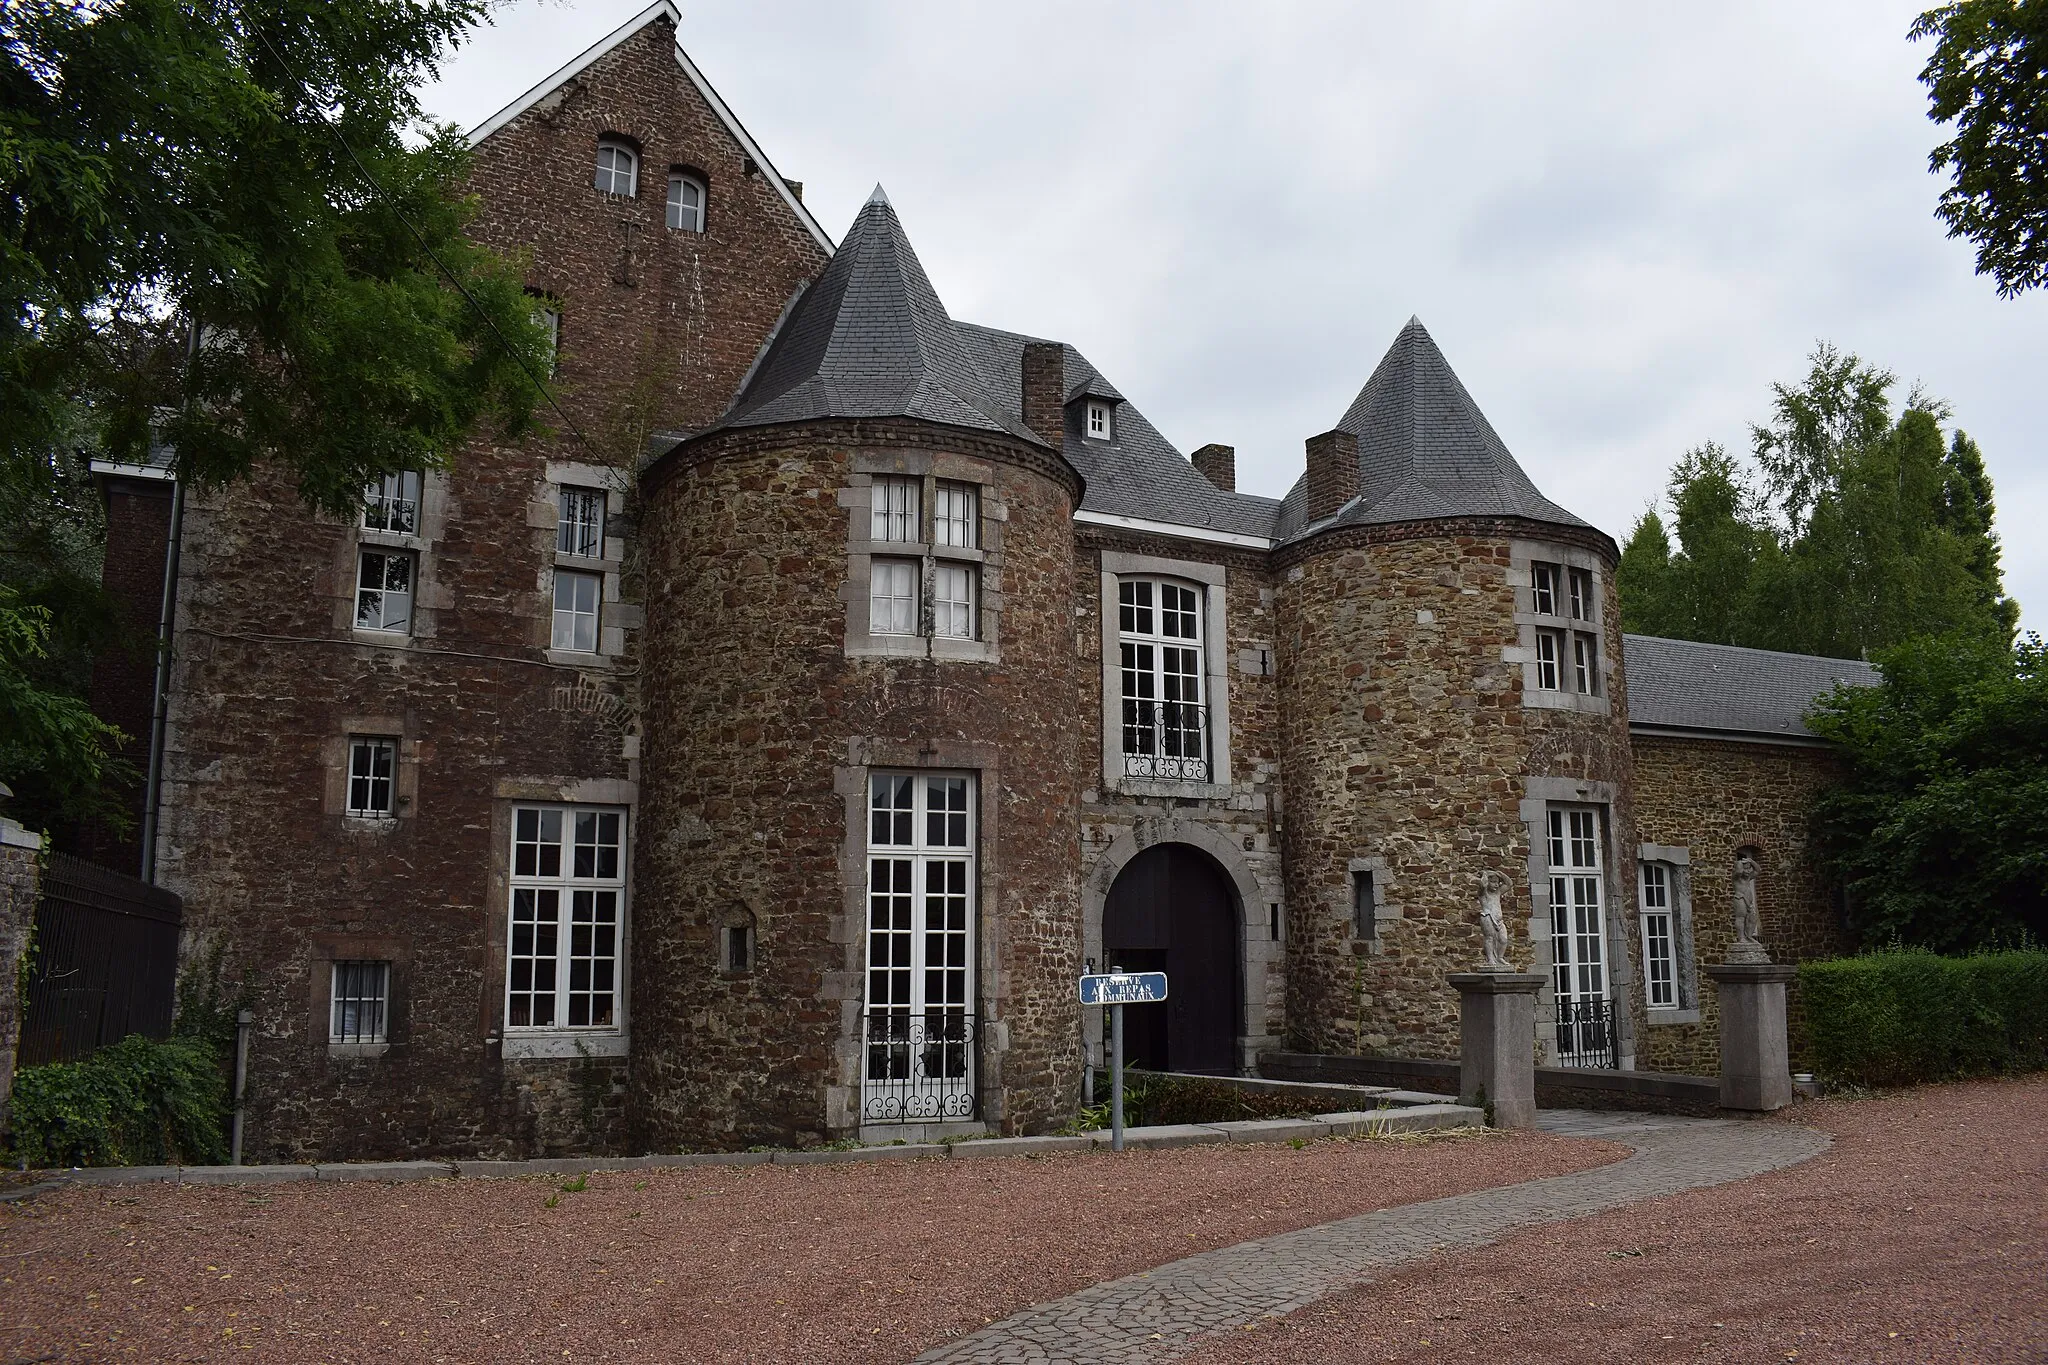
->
[1191,444,1236,492]
[1304,429,1360,523]
[1021,342,1065,453]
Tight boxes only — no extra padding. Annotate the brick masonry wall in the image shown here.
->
[634,420,1082,1150]
[1274,524,1637,1065]
[148,14,826,1161]
[1629,734,1850,1074]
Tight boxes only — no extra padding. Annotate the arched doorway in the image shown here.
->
[1102,843,1239,1074]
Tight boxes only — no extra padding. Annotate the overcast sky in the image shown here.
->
[423,1,2047,635]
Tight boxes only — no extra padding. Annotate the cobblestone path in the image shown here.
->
[914,1111,1830,1365]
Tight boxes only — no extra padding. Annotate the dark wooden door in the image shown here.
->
[1102,844,1238,1074]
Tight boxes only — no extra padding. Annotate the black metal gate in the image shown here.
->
[18,853,183,1067]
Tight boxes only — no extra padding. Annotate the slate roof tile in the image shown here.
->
[1623,634,1881,739]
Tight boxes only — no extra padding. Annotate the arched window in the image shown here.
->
[594,138,637,197]
[666,171,706,233]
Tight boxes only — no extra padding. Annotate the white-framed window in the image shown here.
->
[558,486,606,558]
[1640,862,1677,1010]
[507,805,625,1031]
[1086,401,1111,440]
[871,476,919,543]
[363,472,421,534]
[1548,806,1612,1066]
[1573,633,1600,695]
[346,737,396,817]
[1118,577,1207,781]
[356,549,414,633]
[1568,567,1594,622]
[552,569,601,652]
[864,772,975,1123]
[870,558,918,635]
[330,961,390,1043]
[666,172,705,232]
[934,563,976,640]
[1532,562,1559,616]
[594,139,637,196]
[1534,628,1563,692]
[533,302,561,376]
[934,481,977,548]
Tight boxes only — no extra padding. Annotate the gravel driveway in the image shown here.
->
[1,1126,1613,1363]
[1185,1073,2048,1365]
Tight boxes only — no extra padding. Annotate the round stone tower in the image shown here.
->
[1275,319,1638,1068]
[632,189,1084,1150]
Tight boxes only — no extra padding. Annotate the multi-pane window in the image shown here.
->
[1534,628,1563,692]
[865,772,975,1122]
[330,961,390,1044]
[363,472,421,534]
[933,564,975,640]
[1118,578,1207,781]
[1531,563,1559,616]
[1548,806,1611,1065]
[1568,568,1594,622]
[346,738,396,817]
[871,476,919,543]
[530,300,561,376]
[553,570,601,652]
[870,559,918,635]
[1640,862,1677,1009]
[934,482,977,548]
[558,486,606,558]
[356,550,414,633]
[666,173,705,232]
[1086,401,1110,440]
[1573,634,1599,694]
[507,805,625,1031]
[594,139,637,196]
[1530,560,1599,697]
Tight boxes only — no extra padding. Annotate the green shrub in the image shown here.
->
[7,1034,229,1169]
[1118,1071,1324,1127]
[1801,948,2048,1087]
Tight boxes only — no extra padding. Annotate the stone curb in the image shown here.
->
[18,1105,1485,1192]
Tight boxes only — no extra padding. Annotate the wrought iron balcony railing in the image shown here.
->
[861,1010,978,1124]
[1554,995,1618,1069]
[1121,698,1210,783]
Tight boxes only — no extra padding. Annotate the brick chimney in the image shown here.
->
[1304,429,1360,523]
[1020,342,1065,453]
[1191,443,1235,492]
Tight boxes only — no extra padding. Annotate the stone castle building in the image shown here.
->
[90,4,1878,1158]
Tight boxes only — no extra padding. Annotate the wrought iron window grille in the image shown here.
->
[1554,995,1618,1069]
[1121,699,1210,782]
[861,1011,977,1124]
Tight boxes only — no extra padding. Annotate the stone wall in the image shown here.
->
[1629,733,1849,1075]
[633,420,1082,1150]
[0,820,42,1127]
[143,14,825,1161]
[79,474,174,875]
[1274,519,1636,1066]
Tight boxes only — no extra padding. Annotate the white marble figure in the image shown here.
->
[1478,870,1512,971]
[1729,852,1769,962]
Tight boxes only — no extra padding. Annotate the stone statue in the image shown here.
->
[1478,870,1513,971]
[1728,852,1770,963]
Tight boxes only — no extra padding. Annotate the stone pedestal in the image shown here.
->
[1449,972,1546,1128]
[1704,962,1798,1111]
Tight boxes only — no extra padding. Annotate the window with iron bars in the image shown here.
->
[1118,577,1207,781]
[330,961,390,1044]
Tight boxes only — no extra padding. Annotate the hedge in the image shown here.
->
[6,1033,229,1169]
[1800,949,2048,1087]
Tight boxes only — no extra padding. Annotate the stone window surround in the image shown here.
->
[321,715,422,828]
[830,736,1004,1137]
[1096,551,1234,798]
[1519,776,1638,1070]
[309,932,412,1060]
[839,452,1004,663]
[331,471,452,646]
[1506,540,1612,715]
[1346,855,1402,955]
[536,462,640,668]
[483,776,637,1060]
[1638,841,1702,1023]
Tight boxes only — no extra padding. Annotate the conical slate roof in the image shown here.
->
[1283,317,1587,536]
[719,186,1044,446]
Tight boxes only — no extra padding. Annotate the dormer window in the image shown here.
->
[594,139,637,197]
[1085,401,1112,441]
[666,172,706,232]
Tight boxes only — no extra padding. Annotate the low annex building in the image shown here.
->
[89,3,1879,1159]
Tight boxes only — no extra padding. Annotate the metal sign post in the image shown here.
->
[1078,971,1168,1152]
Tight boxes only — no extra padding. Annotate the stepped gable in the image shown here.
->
[953,323,1281,540]
[717,186,1044,446]
[1623,635,1881,740]
[1277,316,1589,540]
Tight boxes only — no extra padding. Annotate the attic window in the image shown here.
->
[1086,401,1111,441]
[594,139,637,197]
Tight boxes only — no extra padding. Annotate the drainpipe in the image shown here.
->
[230,1008,253,1165]
[137,473,184,884]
